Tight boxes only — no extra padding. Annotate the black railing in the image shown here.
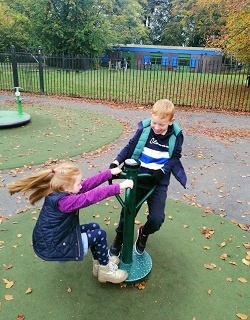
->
[0,48,249,111]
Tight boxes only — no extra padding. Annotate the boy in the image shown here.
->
[109,99,187,256]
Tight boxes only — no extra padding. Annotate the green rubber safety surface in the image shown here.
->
[0,199,250,320]
[0,104,123,170]
[0,110,31,128]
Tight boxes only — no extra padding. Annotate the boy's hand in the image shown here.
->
[109,163,118,169]
[110,167,122,176]
[152,169,164,184]
[120,179,134,190]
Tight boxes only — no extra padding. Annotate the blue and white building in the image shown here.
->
[110,44,223,72]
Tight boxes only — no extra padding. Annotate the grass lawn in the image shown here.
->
[1,66,249,111]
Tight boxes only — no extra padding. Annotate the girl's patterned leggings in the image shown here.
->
[81,222,109,265]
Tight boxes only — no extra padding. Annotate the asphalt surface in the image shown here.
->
[0,93,249,227]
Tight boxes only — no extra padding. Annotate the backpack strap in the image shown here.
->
[168,122,182,157]
[132,118,151,160]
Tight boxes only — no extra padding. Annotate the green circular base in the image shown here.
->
[119,247,152,283]
[0,110,31,128]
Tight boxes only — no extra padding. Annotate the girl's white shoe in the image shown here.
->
[92,256,120,277]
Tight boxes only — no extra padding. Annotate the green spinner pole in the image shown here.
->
[111,159,156,283]
[122,159,141,264]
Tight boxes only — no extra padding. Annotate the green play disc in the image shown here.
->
[0,110,31,128]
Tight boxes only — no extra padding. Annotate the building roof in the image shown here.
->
[113,44,222,56]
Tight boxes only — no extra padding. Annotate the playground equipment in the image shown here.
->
[0,87,31,128]
[110,159,156,283]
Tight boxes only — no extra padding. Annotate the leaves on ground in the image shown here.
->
[236,313,248,320]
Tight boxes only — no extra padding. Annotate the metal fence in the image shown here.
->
[0,47,249,111]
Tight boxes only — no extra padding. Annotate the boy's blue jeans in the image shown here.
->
[115,185,167,237]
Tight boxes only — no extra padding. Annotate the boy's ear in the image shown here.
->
[170,117,175,125]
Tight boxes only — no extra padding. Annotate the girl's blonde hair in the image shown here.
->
[152,99,175,119]
[7,162,81,205]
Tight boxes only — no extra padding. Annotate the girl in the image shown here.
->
[7,162,133,284]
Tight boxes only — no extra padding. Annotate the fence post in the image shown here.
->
[38,46,44,94]
[11,45,19,88]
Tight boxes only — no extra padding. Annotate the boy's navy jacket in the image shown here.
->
[115,119,187,189]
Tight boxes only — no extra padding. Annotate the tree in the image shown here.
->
[150,1,185,45]
[207,0,250,63]
[104,0,149,45]
[0,2,30,50]
[1,0,149,55]
[170,0,225,47]
[143,0,225,46]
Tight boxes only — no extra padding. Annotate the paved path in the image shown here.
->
[0,93,249,228]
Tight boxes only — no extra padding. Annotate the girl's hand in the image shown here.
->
[120,179,134,190]
[110,167,122,176]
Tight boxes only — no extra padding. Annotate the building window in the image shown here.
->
[161,57,168,66]
[171,57,178,67]
[178,54,191,67]
[190,58,197,68]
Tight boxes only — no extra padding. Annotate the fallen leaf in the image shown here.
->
[220,253,228,260]
[220,241,226,248]
[204,264,216,270]
[17,234,22,238]
[236,313,248,320]
[243,243,250,249]
[242,259,250,266]
[6,281,14,289]
[3,279,14,289]
[203,246,210,250]
[207,289,212,295]
[238,277,247,283]
[134,220,141,225]
[135,281,147,290]
[5,295,13,301]
[229,261,237,265]
[197,153,204,158]
[3,264,13,270]
[25,288,32,294]
[16,315,25,320]
[226,277,233,282]
[67,286,72,293]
